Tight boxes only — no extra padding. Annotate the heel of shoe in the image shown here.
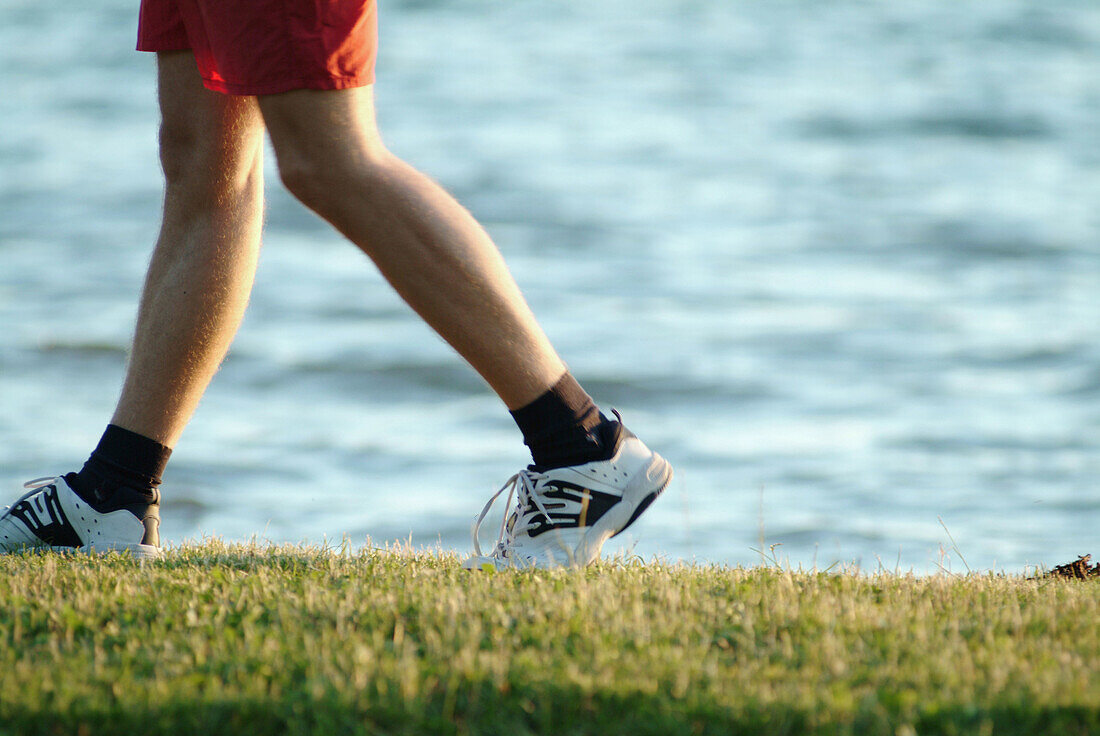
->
[611,454,673,539]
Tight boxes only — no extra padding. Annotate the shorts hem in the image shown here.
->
[138,44,192,52]
[200,73,375,96]
[137,42,191,53]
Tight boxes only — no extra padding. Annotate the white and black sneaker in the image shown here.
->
[463,418,672,570]
[0,476,161,558]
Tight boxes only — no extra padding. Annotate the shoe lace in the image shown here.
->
[1,477,58,519]
[471,469,557,560]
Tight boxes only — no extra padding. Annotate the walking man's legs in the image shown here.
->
[1,1,671,567]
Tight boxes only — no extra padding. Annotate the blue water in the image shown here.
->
[2,0,1099,573]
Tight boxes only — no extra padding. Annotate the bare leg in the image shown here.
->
[111,52,266,446]
[258,87,566,410]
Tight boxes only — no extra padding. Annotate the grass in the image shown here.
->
[1,542,1098,736]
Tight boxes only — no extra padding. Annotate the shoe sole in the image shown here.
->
[43,542,161,559]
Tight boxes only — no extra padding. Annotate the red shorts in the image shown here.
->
[137,0,377,95]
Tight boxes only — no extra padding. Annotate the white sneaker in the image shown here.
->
[0,476,161,558]
[463,420,672,570]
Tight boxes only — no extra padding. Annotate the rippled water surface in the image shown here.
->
[2,0,1099,572]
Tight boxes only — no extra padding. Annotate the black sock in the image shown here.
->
[510,373,608,468]
[66,424,171,505]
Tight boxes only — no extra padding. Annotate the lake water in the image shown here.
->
[2,0,1099,573]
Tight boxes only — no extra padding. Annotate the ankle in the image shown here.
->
[510,373,607,468]
[69,424,171,504]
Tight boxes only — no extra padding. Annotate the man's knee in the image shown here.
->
[158,118,262,198]
[272,151,317,207]
[273,144,390,216]
[158,118,203,186]
[260,87,390,214]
